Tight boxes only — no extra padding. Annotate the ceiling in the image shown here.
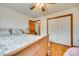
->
[0,3,79,18]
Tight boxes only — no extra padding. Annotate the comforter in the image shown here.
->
[0,34,39,56]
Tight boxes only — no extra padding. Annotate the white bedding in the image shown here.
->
[0,34,40,56]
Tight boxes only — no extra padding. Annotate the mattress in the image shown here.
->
[0,34,41,56]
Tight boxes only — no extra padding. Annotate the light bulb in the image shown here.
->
[36,3,41,7]
[36,3,45,9]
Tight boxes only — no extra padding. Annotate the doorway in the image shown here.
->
[29,20,41,35]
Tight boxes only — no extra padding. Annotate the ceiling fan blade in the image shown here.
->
[30,4,36,10]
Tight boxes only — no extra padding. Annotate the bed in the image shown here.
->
[0,29,48,56]
[64,47,79,56]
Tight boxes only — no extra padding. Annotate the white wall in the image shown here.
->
[0,5,31,31]
[38,7,79,46]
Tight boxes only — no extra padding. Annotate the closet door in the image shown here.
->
[58,16,71,46]
[48,19,58,43]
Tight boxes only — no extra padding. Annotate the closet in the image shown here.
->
[47,14,73,56]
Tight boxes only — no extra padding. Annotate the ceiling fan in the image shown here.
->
[30,3,55,12]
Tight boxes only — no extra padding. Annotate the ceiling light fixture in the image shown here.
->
[36,3,45,8]
[30,3,55,12]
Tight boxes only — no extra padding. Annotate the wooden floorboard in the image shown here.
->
[50,42,70,56]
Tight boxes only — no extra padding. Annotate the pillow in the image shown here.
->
[23,28,30,33]
[11,28,23,35]
[0,29,11,36]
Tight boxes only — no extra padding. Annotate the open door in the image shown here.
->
[29,20,40,35]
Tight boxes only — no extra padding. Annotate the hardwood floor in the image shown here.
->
[50,42,70,56]
[12,38,70,56]
[14,36,48,56]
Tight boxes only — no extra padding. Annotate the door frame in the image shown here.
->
[47,14,73,47]
[35,20,41,35]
